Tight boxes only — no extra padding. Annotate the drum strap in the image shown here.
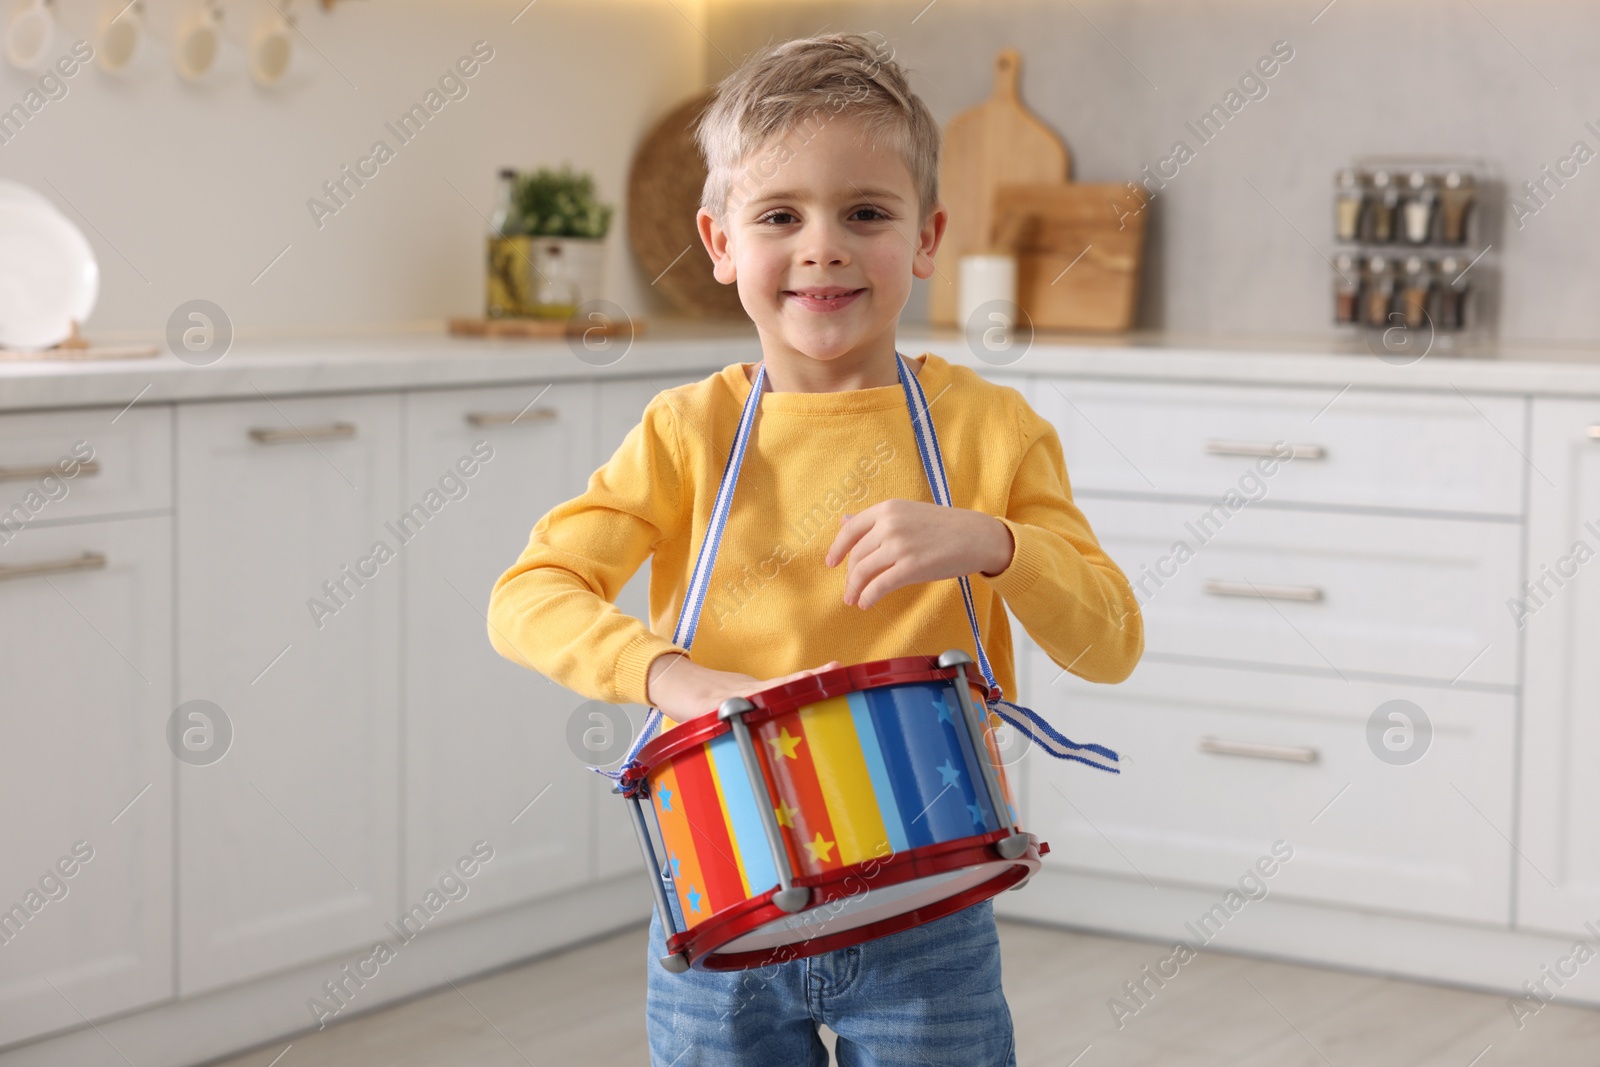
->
[600,352,1120,790]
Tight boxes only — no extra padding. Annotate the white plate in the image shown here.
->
[0,200,99,350]
[0,179,57,211]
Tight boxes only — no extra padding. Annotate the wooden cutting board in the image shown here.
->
[626,91,746,320]
[448,316,641,339]
[931,48,1069,328]
[990,182,1147,332]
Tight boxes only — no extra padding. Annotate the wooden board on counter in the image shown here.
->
[448,316,643,339]
[991,182,1147,333]
[0,344,158,361]
[931,48,1070,328]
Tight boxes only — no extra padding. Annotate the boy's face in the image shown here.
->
[696,113,947,373]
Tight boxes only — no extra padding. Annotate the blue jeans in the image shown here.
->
[645,898,1017,1066]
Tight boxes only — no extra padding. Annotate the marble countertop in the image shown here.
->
[4,320,1600,413]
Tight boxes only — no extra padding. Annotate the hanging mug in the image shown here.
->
[173,0,222,82]
[5,0,56,71]
[247,8,295,87]
[95,0,145,75]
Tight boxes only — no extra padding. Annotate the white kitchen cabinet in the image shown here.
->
[1035,379,1527,516]
[1026,652,1516,925]
[591,374,702,881]
[1517,398,1600,938]
[14,340,1600,1064]
[0,515,173,1047]
[1078,496,1522,686]
[401,382,597,921]
[175,395,402,995]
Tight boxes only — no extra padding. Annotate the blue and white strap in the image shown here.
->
[598,352,1119,787]
[600,360,772,788]
[893,353,1119,774]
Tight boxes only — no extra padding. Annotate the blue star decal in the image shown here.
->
[933,692,955,725]
[937,760,962,788]
[668,851,681,879]
[658,787,673,814]
[686,885,703,914]
[967,802,986,827]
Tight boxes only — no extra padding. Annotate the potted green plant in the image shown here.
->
[515,165,614,318]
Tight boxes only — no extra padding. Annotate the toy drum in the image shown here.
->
[620,649,1047,972]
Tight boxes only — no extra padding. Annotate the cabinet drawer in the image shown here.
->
[1037,379,1526,516]
[1024,656,1514,924]
[1081,496,1520,685]
[0,406,171,524]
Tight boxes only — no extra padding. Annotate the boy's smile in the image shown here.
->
[697,113,948,392]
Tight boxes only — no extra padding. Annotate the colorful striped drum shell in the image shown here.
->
[640,658,1024,937]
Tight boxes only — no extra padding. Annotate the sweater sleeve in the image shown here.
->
[980,401,1144,684]
[486,394,691,706]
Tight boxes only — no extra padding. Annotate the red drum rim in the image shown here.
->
[665,831,1042,971]
[631,654,996,776]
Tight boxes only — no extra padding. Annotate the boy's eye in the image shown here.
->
[754,207,893,225]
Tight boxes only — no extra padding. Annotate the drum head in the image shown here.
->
[714,860,1016,956]
[672,832,1042,971]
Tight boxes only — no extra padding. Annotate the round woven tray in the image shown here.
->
[627,91,747,320]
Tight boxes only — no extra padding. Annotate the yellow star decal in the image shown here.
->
[805,832,836,865]
[768,727,803,760]
[774,800,800,829]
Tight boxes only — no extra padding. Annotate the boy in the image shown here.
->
[487,32,1142,1067]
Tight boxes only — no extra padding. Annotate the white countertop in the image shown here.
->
[5,320,1600,413]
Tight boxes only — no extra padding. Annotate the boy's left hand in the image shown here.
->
[824,500,1015,611]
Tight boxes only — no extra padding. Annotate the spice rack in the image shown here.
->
[1331,156,1499,352]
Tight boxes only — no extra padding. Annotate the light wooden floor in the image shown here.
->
[210,919,1600,1066]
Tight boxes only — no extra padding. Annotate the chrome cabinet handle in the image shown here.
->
[1587,425,1600,441]
[1202,579,1324,602]
[1205,439,1326,461]
[248,423,356,444]
[465,407,558,427]
[1199,736,1319,763]
[0,551,107,582]
[0,460,100,482]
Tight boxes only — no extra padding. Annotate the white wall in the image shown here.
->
[13,0,1599,345]
[707,0,1600,345]
[0,0,707,337]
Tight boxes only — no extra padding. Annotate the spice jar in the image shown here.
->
[1400,255,1432,329]
[1436,254,1470,330]
[1335,169,1367,243]
[1438,170,1476,245]
[532,242,579,320]
[1368,170,1399,243]
[1333,252,1361,324]
[1402,171,1437,244]
[1364,254,1396,327]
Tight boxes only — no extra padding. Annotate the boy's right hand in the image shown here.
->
[645,653,844,723]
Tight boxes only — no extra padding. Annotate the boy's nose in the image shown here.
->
[798,223,851,266]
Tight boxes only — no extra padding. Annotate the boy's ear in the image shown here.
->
[696,208,738,285]
[911,200,950,282]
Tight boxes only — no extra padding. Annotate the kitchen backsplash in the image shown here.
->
[4,0,1598,345]
[0,0,701,337]
[711,0,1600,345]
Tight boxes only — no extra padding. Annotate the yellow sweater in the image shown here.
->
[487,352,1143,719]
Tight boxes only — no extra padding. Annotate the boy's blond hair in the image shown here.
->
[694,33,941,226]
